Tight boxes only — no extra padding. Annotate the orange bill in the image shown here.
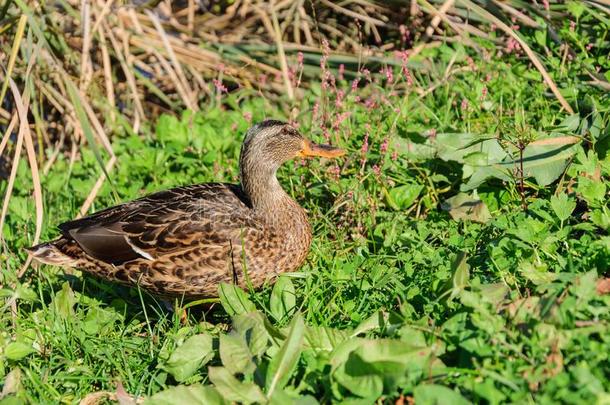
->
[298,139,345,158]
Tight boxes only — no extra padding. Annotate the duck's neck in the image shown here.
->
[240,163,300,220]
[240,159,312,267]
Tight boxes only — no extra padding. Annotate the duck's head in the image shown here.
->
[239,120,345,205]
[240,120,344,175]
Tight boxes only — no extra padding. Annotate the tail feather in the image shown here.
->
[26,239,79,267]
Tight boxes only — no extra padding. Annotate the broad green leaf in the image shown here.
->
[52,282,75,319]
[208,367,266,404]
[577,177,606,207]
[354,339,433,371]
[519,260,557,286]
[435,133,506,165]
[331,338,435,398]
[218,283,257,316]
[571,271,598,301]
[451,253,470,298]
[82,307,118,335]
[550,193,576,222]
[386,184,424,210]
[145,384,228,405]
[559,114,581,132]
[590,207,610,230]
[351,311,387,337]
[461,165,511,191]
[441,193,491,223]
[333,363,384,399]
[304,325,349,351]
[503,142,579,187]
[232,312,272,357]
[270,276,297,321]
[219,333,256,376]
[4,342,35,360]
[268,389,319,405]
[477,283,509,307]
[414,384,469,405]
[534,29,546,47]
[266,313,305,397]
[164,333,214,382]
[393,136,436,161]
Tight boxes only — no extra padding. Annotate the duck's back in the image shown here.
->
[28,183,302,298]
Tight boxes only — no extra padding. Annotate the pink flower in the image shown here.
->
[542,0,550,11]
[213,79,227,93]
[481,86,488,100]
[428,128,437,138]
[570,20,576,32]
[362,69,371,82]
[461,98,469,111]
[380,138,389,154]
[397,51,413,85]
[243,112,252,122]
[586,43,594,51]
[384,67,394,84]
[335,89,345,108]
[372,165,381,177]
[297,52,304,66]
[329,164,341,179]
[466,56,476,71]
[506,37,521,53]
[332,111,351,130]
[361,133,369,155]
[338,64,345,81]
[391,150,398,161]
[351,78,360,92]
[312,101,320,121]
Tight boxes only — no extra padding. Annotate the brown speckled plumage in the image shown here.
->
[27,120,344,298]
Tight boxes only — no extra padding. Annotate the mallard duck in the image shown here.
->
[27,120,345,298]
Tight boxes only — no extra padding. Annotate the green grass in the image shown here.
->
[1,11,610,404]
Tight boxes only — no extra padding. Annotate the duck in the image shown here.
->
[26,120,345,298]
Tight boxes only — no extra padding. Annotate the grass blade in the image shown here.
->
[0,15,27,109]
[266,312,305,398]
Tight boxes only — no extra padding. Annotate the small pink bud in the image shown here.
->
[372,165,381,177]
[213,79,227,93]
[380,138,389,154]
[461,98,469,110]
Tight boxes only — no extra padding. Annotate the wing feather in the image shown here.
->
[60,183,256,266]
